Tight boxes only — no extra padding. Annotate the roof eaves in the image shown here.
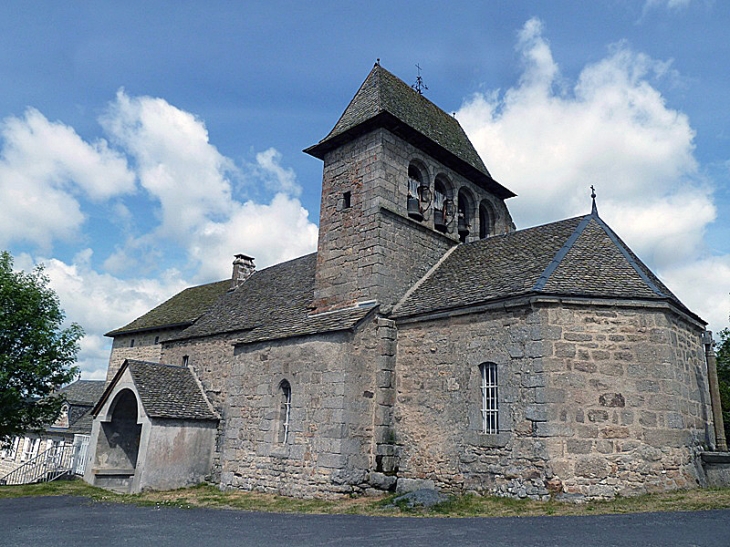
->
[305,111,515,200]
[105,321,194,338]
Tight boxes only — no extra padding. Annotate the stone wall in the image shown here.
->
[538,302,712,499]
[107,330,178,383]
[161,332,240,481]
[216,319,382,498]
[395,305,553,499]
[393,301,712,500]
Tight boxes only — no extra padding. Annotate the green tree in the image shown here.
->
[0,251,83,445]
[717,327,730,441]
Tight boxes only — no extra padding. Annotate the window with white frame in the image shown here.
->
[278,380,292,444]
[21,437,40,461]
[479,362,499,434]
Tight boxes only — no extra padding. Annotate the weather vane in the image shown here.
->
[412,64,428,95]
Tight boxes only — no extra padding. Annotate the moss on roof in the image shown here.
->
[392,212,699,321]
[305,64,515,199]
[105,279,231,336]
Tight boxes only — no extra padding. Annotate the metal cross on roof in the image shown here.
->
[412,63,428,95]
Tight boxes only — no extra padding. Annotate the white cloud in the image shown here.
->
[661,256,730,335]
[99,91,319,278]
[24,249,189,379]
[644,0,694,12]
[0,108,135,249]
[457,17,728,332]
[100,90,237,243]
[254,148,301,196]
[190,192,319,281]
[4,92,321,378]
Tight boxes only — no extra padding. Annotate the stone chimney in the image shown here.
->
[231,254,255,289]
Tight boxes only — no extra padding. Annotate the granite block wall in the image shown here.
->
[538,303,712,499]
[393,302,712,500]
[215,318,383,498]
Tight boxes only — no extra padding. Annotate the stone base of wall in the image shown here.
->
[699,451,730,488]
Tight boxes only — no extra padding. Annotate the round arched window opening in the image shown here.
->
[457,188,474,242]
[479,201,494,239]
[407,164,430,221]
[433,177,453,233]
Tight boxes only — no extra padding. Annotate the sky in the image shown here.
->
[1,0,728,379]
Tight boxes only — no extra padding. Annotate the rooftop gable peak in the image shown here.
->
[304,63,515,199]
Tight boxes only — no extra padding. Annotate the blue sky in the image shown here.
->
[1,1,728,379]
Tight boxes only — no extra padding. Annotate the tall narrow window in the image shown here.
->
[278,380,292,444]
[479,363,499,434]
[457,188,474,243]
[479,201,493,239]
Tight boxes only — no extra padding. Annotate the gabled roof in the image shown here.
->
[392,211,701,323]
[105,279,231,337]
[304,63,515,200]
[94,360,219,421]
[47,380,105,435]
[173,253,374,345]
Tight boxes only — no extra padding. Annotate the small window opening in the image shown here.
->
[278,380,292,444]
[182,355,189,367]
[130,339,135,348]
[457,189,473,243]
[154,335,160,345]
[433,179,453,233]
[342,191,352,209]
[407,164,430,221]
[479,363,499,434]
[479,202,492,239]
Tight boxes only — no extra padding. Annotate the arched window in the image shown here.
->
[407,163,430,221]
[278,380,292,444]
[479,201,493,239]
[479,363,498,434]
[433,177,453,233]
[457,188,474,242]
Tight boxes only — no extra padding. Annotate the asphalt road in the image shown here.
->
[2,496,730,547]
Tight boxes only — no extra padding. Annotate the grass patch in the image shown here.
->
[4,479,730,518]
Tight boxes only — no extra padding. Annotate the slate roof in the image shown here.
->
[106,279,231,336]
[304,64,515,200]
[392,212,700,322]
[95,360,218,421]
[58,380,105,406]
[175,253,374,345]
[47,380,105,435]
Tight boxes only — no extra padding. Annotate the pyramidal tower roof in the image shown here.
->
[305,63,515,199]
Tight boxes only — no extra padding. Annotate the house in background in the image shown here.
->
[0,380,104,484]
[86,63,725,500]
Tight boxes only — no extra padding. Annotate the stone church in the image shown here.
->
[84,63,724,500]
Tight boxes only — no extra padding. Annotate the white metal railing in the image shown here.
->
[0,435,90,486]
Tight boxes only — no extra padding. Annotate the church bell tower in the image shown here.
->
[305,63,516,315]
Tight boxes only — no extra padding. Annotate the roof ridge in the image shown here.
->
[532,214,594,292]
[391,244,459,315]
